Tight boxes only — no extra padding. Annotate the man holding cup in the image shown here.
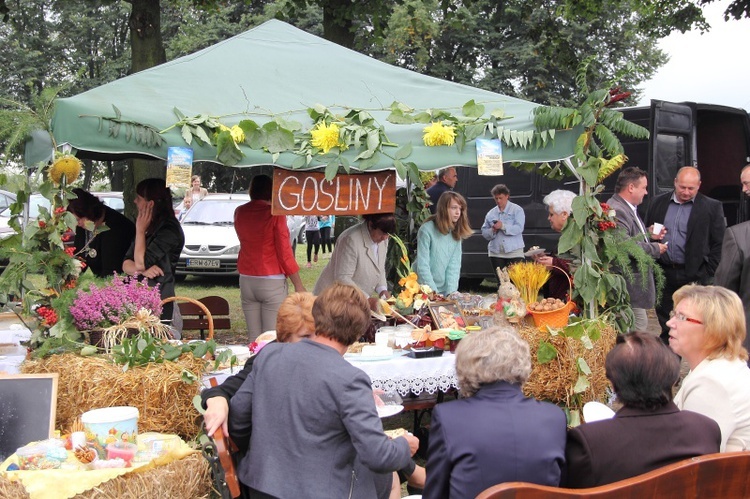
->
[606,167,667,332]
[645,166,726,342]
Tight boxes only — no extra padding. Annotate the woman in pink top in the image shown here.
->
[235,175,305,342]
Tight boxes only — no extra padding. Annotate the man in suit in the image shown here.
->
[714,164,750,356]
[645,166,725,341]
[426,166,458,214]
[565,332,721,488]
[607,168,667,332]
[229,283,418,499]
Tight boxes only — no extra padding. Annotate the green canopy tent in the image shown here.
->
[45,19,577,171]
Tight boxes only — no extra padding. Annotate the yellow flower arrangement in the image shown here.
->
[423,121,456,146]
[49,155,82,185]
[310,121,343,153]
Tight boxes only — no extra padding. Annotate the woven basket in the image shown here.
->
[526,265,573,331]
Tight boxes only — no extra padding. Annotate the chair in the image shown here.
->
[167,295,232,340]
[476,452,750,499]
[201,377,242,499]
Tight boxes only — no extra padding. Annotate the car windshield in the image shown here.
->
[181,199,245,225]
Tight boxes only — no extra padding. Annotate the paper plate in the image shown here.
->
[582,401,615,423]
[344,351,408,362]
[377,405,404,418]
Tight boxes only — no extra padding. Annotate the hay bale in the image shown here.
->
[0,477,30,498]
[518,319,616,408]
[21,354,207,439]
[0,453,210,499]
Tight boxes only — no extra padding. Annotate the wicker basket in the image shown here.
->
[526,265,573,331]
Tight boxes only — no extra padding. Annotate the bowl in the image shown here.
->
[106,442,137,466]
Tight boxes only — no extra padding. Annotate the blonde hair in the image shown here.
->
[672,284,748,362]
[456,327,532,397]
[276,292,316,342]
[432,191,472,241]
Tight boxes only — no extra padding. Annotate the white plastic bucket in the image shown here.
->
[81,406,139,457]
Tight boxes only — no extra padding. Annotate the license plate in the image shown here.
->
[186,258,220,268]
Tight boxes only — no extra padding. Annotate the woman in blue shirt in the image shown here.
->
[415,191,472,295]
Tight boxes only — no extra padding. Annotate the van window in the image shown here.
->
[655,134,687,188]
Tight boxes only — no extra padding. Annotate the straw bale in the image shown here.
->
[21,354,208,439]
[518,319,616,408]
[0,477,30,498]
[0,453,210,499]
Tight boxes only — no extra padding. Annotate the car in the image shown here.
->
[286,215,306,252]
[92,191,125,213]
[175,193,250,279]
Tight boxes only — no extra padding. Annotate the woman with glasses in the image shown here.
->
[667,284,750,451]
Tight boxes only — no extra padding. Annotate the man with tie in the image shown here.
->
[607,167,667,332]
[646,166,725,342]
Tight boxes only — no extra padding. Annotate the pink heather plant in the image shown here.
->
[69,275,162,330]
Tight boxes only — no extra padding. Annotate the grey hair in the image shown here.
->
[456,327,532,398]
[543,189,576,215]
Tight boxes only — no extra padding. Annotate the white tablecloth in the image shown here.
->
[346,352,458,396]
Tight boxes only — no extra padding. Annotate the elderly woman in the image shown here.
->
[229,283,418,498]
[415,191,473,295]
[423,327,566,499]
[535,189,576,300]
[68,188,135,277]
[668,284,750,452]
[565,331,720,487]
[201,292,316,440]
[123,178,184,323]
[313,213,395,306]
[235,175,306,342]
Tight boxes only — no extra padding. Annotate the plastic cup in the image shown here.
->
[652,222,664,235]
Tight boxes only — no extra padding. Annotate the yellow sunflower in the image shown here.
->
[310,122,343,154]
[230,125,245,144]
[423,122,456,146]
[49,155,82,185]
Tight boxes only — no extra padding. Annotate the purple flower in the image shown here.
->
[70,275,162,330]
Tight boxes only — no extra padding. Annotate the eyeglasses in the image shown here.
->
[669,310,703,325]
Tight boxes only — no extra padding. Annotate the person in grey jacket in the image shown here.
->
[481,184,525,274]
[606,167,667,332]
[229,283,418,499]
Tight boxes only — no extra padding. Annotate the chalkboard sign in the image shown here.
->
[0,374,58,462]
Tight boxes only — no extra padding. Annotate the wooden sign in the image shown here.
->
[272,169,396,216]
[0,373,58,461]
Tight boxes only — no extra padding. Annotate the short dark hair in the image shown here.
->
[491,184,510,196]
[362,213,396,234]
[605,331,679,411]
[68,188,105,221]
[614,167,647,193]
[313,282,370,346]
[249,175,272,200]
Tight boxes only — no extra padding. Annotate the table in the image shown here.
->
[345,352,458,397]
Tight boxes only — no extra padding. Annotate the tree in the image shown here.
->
[699,0,750,19]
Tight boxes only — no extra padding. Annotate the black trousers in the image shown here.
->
[489,256,524,277]
[656,265,705,343]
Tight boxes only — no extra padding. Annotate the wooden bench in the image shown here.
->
[476,452,750,499]
[177,295,231,340]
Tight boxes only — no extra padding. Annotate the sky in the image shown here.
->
[637,0,750,111]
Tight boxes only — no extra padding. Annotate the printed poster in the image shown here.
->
[166,147,193,188]
[476,138,503,176]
